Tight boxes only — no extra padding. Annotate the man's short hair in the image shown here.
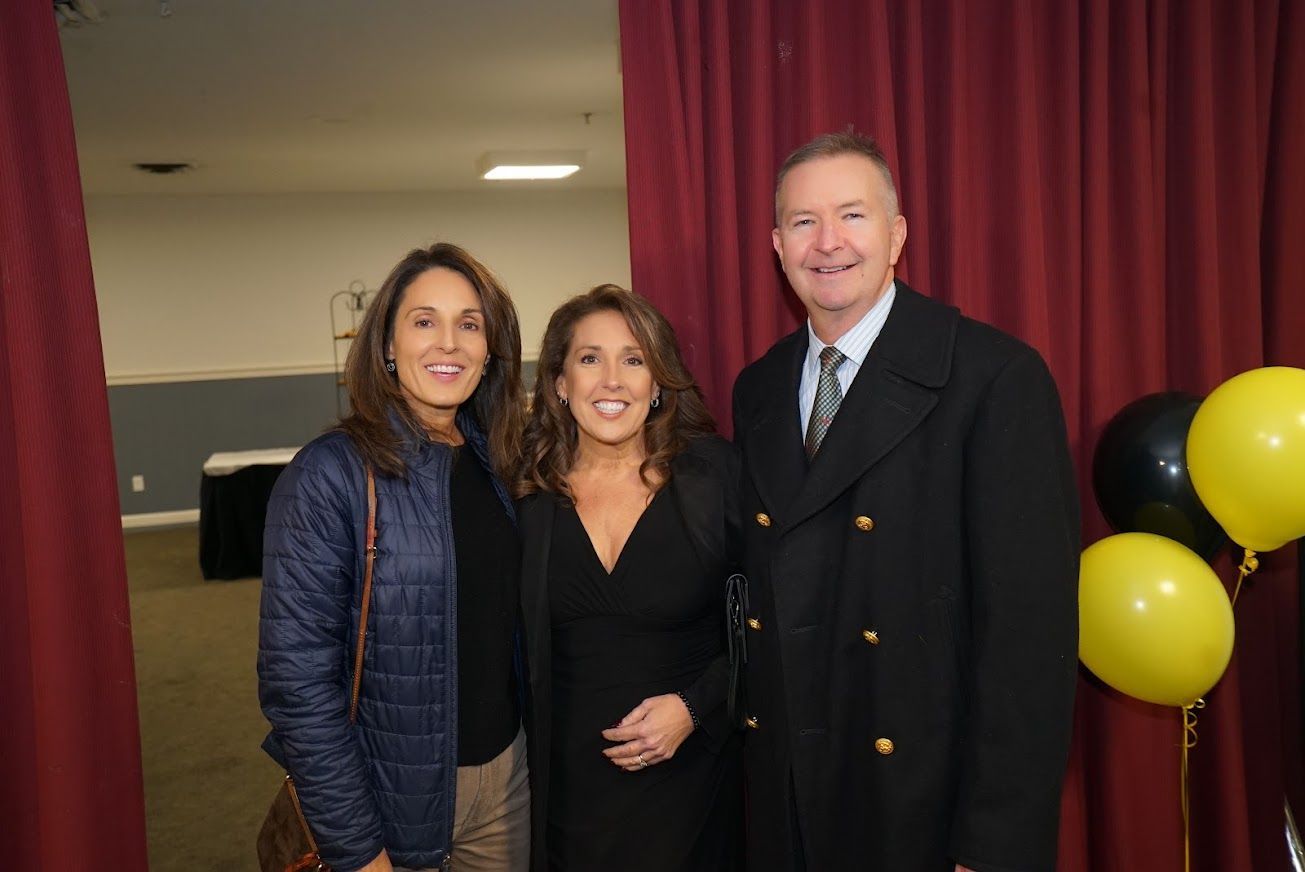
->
[774,131,900,225]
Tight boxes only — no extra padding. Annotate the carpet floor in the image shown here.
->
[126,525,280,872]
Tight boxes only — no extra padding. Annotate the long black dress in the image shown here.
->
[546,486,741,872]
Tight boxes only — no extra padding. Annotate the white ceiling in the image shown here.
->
[59,0,626,195]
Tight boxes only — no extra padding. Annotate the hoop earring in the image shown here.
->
[558,395,569,407]
[651,394,661,408]
[385,359,396,373]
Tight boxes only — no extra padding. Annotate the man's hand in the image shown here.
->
[357,848,394,872]
[600,693,695,771]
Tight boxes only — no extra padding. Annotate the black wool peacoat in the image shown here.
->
[731,283,1080,872]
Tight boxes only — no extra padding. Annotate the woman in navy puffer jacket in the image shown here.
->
[259,243,529,872]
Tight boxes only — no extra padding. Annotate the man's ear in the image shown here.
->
[888,214,908,266]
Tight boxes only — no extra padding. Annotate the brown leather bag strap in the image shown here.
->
[348,466,377,725]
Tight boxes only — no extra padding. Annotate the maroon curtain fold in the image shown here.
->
[0,3,148,869]
[620,1,1304,869]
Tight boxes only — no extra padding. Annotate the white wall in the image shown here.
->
[87,189,631,383]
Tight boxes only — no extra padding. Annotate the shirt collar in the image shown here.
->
[805,280,897,367]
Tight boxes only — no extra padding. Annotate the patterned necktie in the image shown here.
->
[804,345,847,459]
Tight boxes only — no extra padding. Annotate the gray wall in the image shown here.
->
[109,373,342,514]
[111,363,540,515]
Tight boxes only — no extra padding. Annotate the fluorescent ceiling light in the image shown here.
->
[484,164,581,180]
[478,150,585,181]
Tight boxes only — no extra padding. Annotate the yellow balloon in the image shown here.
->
[1187,366,1305,552]
[1079,532,1234,707]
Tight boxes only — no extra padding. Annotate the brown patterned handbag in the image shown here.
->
[256,467,378,872]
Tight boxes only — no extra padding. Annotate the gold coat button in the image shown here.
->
[854,515,875,532]
[745,716,760,730]
[747,617,762,631]
[862,629,880,645]
[755,512,772,527]
[874,737,894,755]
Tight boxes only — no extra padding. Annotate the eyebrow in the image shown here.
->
[785,200,867,219]
[405,306,484,316]
[576,344,643,353]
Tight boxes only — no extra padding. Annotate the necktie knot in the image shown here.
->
[819,345,846,373]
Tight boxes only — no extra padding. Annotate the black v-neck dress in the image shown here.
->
[545,487,740,871]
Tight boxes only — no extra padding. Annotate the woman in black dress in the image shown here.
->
[516,285,742,871]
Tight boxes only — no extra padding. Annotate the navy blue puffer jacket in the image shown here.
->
[258,413,514,871]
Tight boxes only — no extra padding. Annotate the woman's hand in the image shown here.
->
[357,848,394,872]
[601,693,695,771]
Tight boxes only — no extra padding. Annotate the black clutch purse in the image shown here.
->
[725,572,749,729]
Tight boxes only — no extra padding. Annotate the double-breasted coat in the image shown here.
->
[731,283,1080,872]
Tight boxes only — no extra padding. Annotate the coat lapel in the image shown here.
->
[740,329,808,515]
[458,408,517,524]
[517,492,555,693]
[781,284,960,535]
[669,446,727,570]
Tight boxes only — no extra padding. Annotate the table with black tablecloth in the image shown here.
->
[199,448,300,580]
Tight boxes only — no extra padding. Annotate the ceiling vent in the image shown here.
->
[133,162,194,175]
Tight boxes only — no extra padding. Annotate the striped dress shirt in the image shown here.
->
[797,280,897,436]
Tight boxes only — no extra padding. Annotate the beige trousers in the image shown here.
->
[395,726,531,872]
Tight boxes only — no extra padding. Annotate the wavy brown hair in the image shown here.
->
[339,242,524,481]
[517,284,714,499]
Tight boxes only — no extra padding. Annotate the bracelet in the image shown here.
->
[675,691,701,730]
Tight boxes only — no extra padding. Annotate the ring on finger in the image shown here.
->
[637,753,649,769]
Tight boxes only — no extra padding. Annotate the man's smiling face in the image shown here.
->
[772,153,907,339]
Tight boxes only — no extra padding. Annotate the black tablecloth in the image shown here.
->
[198,464,288,580]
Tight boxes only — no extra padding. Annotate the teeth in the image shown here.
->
[425,364,464,374]
[816,266,850,273]
[594,401,627,414]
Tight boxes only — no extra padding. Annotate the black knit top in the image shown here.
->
[449,447,521,765]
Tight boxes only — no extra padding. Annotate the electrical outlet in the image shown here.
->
[131,474,145,493]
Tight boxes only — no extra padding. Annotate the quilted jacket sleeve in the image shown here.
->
[258,443,385,871]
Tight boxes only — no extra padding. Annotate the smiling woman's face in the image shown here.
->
[387,267,488,432]
[555,309,658,458]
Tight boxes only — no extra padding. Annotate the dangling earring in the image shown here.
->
[558,395,569,407]
[385,359,396,373]
[650,393,661,408]
[484,354,493,366]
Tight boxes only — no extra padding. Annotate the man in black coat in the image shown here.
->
[731,131,1079,871]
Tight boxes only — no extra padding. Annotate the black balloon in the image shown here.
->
[1092,392,1227,560]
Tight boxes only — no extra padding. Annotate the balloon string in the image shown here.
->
[1181,700,1205,872]
[1230,548,1259,608]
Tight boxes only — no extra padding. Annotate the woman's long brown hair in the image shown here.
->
[516,284,714,499]
[339,242,524,481]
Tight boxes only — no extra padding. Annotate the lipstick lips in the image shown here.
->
[592,399,630,417]
[424,362,466,382]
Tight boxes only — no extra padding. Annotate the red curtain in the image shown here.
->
[619,1,1304,869]
[0,3,148,869]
